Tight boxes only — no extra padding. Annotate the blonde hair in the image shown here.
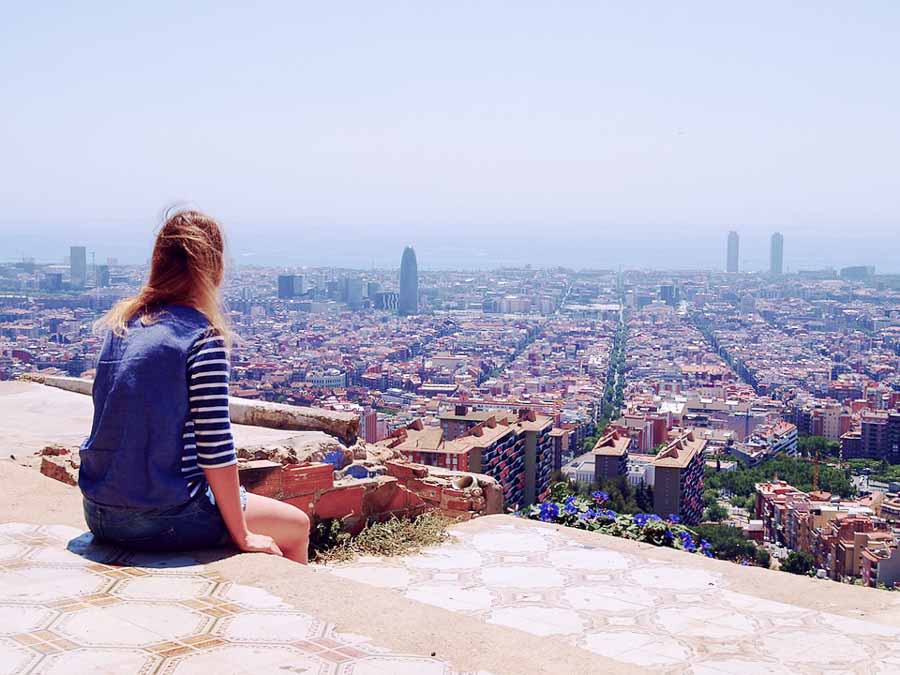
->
[96,208,232,346]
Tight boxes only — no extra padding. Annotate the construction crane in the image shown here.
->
[793,448,821,492]
[812,449,820,492]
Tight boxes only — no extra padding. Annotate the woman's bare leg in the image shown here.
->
[243,493,310,564]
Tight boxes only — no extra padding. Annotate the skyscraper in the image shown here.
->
[277,274,305,299]
[726,231,739,273]
[659,283,677,307]
[346,278,364,308]
[95,265,110,288]
[770,232,784,275]
[398,246,418,315]
[70,246,87,288]
[277,274,296,299]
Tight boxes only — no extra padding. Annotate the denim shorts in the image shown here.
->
[83,486,247,552]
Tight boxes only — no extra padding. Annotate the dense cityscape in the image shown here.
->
[4,2,900,671]
[2,231,900,588]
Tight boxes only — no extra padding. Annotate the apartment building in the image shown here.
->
[592,430,629,483]
[756,480,900,586]
[380,409,554,509]
[651,431,706,524]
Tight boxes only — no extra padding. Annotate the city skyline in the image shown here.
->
[2,3,899,272]
[4,225,897,274]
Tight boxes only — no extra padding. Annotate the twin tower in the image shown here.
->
[727,231,783,275]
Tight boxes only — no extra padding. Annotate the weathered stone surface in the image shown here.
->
[20,373,92,395]
[364,443,404,464]
[349,441,368,460]
[235,433,350,466]
[230,398,359,445]
[40,455,79,486]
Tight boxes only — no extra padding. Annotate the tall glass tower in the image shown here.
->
[726,231,739,273]
[398,246,418,315]
[770,232,784,275]
[70,246,87,288]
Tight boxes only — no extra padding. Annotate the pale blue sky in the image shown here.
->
[1,2,898,270]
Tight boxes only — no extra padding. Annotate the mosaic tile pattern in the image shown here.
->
[322,520,900,674]
[0,523,484,675]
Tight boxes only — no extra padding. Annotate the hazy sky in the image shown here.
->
[2,2,898,271]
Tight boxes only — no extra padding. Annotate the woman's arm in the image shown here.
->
[204,464,281,555]
[189,332,281,556]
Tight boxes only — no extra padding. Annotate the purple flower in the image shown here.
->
[678,530,697,552]
[667,514,681,524]
[539,502,560,522]
[592,491,609,504]
[601,509,617,520]
[579,508,596,521]
[634,513,650,528]
[563,496,578,515]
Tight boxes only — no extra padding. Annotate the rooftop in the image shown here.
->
[652,431,706,470]
[592,430,630,458]
[4,383,900,674]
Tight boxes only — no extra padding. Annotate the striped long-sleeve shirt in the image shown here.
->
[181,332,236,498]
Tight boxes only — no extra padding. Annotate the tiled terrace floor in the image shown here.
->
[322,518,900,674]
[0,523,484,675]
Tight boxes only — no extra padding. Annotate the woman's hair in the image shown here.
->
[96,208,232,345]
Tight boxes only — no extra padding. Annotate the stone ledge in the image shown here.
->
[19,374,360,444]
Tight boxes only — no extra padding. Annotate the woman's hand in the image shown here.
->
[204,466,282,557]
[236,531,283,557]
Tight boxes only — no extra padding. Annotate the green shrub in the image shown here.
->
[781,551,815,576]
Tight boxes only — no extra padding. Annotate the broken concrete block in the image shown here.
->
[41,455,79,486]
[39,445,72,457]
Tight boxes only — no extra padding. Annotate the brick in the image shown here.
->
[404,478,442,504]
[314,485,365,520]
[442,497,474,512]
[282,463,334,499]
[239,460,283,498]
[385,460,428,480]
[361,479,397,514]
[439,487,470,499]
[40,445,71,456]
[364,481,425,518]
[40,456,78,486]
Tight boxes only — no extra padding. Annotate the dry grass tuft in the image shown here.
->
[313,510,453,564]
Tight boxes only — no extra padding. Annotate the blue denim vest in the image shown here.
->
[79,305,210,508]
